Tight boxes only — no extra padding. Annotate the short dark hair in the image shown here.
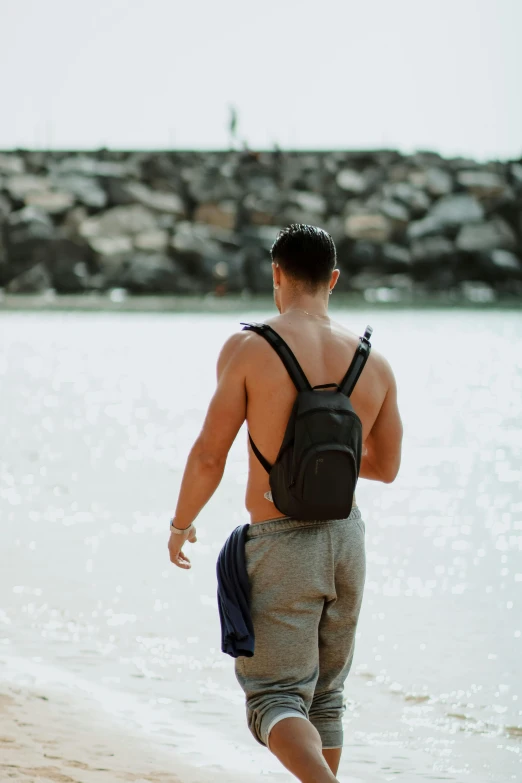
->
[271,224,337,289]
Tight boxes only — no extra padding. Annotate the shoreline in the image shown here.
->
[1,291,521,313]
[0,670,279,783]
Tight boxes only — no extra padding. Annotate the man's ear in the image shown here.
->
[330,268,341,292]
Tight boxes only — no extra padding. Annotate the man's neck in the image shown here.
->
[280,297,330,318]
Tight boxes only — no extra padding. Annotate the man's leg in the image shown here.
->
[269,717,339,783]
[322,747,342,776]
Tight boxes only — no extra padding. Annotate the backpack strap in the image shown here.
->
[339,325,373,397]
[240,322,312,392]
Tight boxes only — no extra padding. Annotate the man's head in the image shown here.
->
[271,225,338,299]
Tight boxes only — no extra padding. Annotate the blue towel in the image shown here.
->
[216,524,255,658]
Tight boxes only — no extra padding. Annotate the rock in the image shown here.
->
[1,207,55,285]
[243,247,273,293]
[118,253,187,293]
[456,218,517,252]
[344,241,382,268]
[0,193,11,220]
[290,191,327,214]
[408,194,484,239]
[79,205,158,239]
[6,175,50,201]
[457,170,507,198]
[5,262,52,293]
[6,206,54,244]
[461,281,496,303]
[0,153,25,175]
[379,200,409,224]
[51,174,107,209]
[409,167,453,196]
[345,213,392,243]
[411,236,456,262]
[510,163,522,186]
[44,239,93,292]
[87,236,134,256]
[51,155,132,178]
[488,249,521,271]
[194,201,237,230]
[124,181,185,215]
[336,169,366,194]
[430,193,484,226]
[134,230,169,252]
[381,243,412,267]
[25,190,75,214]
[382,182,430,216]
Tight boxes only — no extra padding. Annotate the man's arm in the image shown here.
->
[171,332,248,530]
[359,357,403,483]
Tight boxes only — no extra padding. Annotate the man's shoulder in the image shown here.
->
[216,327,267,375]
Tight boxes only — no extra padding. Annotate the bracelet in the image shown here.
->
[169,518,194,535]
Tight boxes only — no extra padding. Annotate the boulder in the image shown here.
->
[79,205,158,239]
[0,193,11,220]
[382,182,430,216]
[87,236,134,256]
[336,169,366,194]
[381,243,412,267]
[51,174,107,209]
[0,153,25,175]
[44,239,93,292]
[409,167,453,196]
[379,200,409,224]
[430,193,484,226]
[461,281,496,303]
[345,213,392,243]
[134,229,169,252]
[510,163,522,186]
[25,189,75,214]
[1,207,55,285]
[5,262,52,293]
[456,218,517,252]
[6,175,50,201]
[408,194,484,239]
[117,253,188,293]
[243,247,273,293]
[411,236,456,262]
[290,191,327,215]
[457,170,507,199]
[488,249,521,271]
[51,155,133,178]
[124,181,185,215]
[194,201,237,230]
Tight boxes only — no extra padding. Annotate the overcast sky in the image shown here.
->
[1,0,521,160]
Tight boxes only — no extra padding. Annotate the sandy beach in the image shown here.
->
[0,674,270,783]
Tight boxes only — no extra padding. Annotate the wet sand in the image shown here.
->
[0,676,270,783]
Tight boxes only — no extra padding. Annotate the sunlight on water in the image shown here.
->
[0,307,521,782]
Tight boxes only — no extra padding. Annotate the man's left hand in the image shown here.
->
[168,526,197,569]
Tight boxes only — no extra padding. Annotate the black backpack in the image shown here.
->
[241,322,373,521]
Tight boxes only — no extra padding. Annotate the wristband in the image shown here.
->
[169,518,194,535]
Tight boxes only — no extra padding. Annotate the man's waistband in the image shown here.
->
[246,506,361,538]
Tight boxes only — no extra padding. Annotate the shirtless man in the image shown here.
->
[168,224,403,783]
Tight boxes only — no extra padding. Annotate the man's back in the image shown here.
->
[241,311,401,522]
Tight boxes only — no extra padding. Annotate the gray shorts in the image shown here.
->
[234,507,366,750]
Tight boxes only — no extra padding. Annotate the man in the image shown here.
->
[168,224,403,783]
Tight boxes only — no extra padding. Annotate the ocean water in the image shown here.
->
[0,307,521,782]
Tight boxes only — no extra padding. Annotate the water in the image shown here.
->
[0,307,521,782]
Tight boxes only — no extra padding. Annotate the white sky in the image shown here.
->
[1,0,521,160]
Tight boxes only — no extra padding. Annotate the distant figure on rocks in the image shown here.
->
[228,104,238,149]
[167,224,403,782]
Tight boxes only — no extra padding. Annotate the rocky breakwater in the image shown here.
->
[0,149,521,302]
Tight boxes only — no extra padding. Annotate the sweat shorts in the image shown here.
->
[234,507,366,750]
